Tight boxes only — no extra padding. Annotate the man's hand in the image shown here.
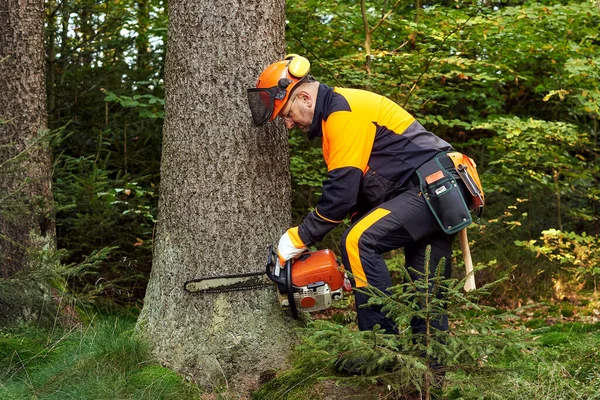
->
[277,227,307,265]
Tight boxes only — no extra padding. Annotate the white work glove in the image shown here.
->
[277,227,307,266]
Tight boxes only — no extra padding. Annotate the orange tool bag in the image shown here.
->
[447,152,485,217]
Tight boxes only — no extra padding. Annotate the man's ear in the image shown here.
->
[298,90,313,107]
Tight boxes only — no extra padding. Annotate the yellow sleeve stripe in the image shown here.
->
[345,208,391,288]
[315,208,343,224]
[287,226,306,248]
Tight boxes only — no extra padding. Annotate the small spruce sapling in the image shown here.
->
[289,245,511,399]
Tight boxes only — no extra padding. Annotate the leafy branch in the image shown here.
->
[403,10,478,107]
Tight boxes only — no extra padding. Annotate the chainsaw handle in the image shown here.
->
[266,245,299,319]
[265,244,291,285]
[285,258,298,319]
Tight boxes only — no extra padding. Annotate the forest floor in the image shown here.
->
[253,294,600,400]
[1,297,599,399]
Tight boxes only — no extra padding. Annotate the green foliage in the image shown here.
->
[0,244,117,326]
[519,229,600,275]
[45,0,166,304]
[0,315,201,400]
[53,150,156,306]
[517,229,600,297]
[103,90,165,120]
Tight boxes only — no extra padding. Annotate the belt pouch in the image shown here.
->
[416,154,472,235]
[447,151,485,217]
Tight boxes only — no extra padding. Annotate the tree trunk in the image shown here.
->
[135,0,150,78]
[0,0,54,275]
[46,0,57,118]
[0,0,55,322]
[410,0,421,50]
[79,1,94,67]
[360,0,372,74]
[136,0,295,394]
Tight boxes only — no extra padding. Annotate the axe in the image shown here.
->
[459,228,476,291]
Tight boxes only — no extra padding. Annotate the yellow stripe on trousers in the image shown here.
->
[346,208,391,288]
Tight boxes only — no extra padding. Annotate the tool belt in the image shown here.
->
[415,152,485,235]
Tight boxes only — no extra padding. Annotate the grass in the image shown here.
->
[2,304,600,399]
[443,321,600,399]
[0,314,200,400]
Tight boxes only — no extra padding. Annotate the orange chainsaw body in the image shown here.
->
[275,249,351,313]
[291,249,345,291]
[266,246,351,316]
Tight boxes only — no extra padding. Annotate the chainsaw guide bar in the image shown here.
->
[184,245,350,321]
[183,272,273,294]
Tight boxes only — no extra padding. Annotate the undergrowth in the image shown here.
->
[252,249,600,399]
[0,314,200,400]
[254,310,600,400]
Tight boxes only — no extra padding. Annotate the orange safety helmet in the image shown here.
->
[247,54,311,126]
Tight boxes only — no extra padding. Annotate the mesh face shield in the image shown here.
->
[247,85,286,126]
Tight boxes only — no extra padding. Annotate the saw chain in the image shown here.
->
[183,271,273,294]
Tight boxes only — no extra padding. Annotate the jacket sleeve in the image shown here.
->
[297,110,376,246]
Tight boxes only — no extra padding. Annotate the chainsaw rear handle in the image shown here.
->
[265,244,291,285]
[265,244,299,319]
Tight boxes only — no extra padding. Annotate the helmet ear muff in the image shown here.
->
[285,54,310,79]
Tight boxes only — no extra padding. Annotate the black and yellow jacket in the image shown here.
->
[296,84,453,247]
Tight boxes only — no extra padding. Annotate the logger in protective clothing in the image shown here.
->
[247,55,484,336]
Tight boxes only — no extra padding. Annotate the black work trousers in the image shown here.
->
[340,183,459,335]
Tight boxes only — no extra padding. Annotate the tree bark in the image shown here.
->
[0,0,55,325]
[136,0,295,394]
[0,0,54,278]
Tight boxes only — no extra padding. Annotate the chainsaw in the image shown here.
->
[184,245,352,319]
[265,245,352,318]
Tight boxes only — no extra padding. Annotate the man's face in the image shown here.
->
[278,92,313,133]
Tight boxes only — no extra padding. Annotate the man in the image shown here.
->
[247,54,480,336]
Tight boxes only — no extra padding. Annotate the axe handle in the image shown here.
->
[459,228,476,291]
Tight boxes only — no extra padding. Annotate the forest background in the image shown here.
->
[1,0,600,398]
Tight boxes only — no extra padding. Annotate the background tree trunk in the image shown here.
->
[136,0,294,394]
[135,0,150,78]
[0,0,55,324]
[0,0,54,277]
